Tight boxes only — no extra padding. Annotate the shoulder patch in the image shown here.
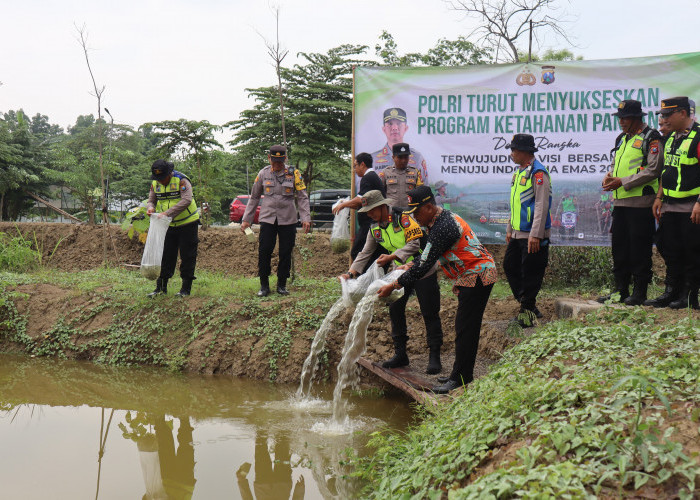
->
[401,215,423,242]
[254,175,259,183]
[649,140,660,155]
[534,171,544,185]
[372,228,383,242]
[294,170,306,190]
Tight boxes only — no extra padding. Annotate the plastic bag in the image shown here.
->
[367,268,406,304]
[340,261,385,307]
[330,198,351,253]
[140,214,172,280]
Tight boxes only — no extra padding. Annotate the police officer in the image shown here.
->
[646,97,700,309]
[434,180,465,209]
[597,100,663,305]
[503,134,552,327]
[146,159,200,297]
[241,145,311,297]
[371,108,429,183]
[340,190,443,374]
[378,142,424,209]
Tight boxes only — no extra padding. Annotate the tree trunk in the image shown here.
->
[87,200,96,225]
[0,191,4,221]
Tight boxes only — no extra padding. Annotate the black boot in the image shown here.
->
[669,286,699,309]
[147,278,168,298]
[257,276,270,297]
[426,347,442,375]
[645,285,680,308]
[276,277,289,295]
[623,280,648,306]
[597,279,630,304]
[175,279,192,298]
[382,342,409,369]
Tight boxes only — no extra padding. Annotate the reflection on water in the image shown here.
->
[0,354,412,499]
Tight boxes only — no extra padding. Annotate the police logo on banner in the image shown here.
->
[516,69,536,86]
[541,65,555,85]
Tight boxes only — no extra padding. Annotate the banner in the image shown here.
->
[354,52,700,245]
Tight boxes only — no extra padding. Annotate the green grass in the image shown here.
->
[355,307,700,499]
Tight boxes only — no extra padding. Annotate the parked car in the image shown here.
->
[229,195,263,223]
[309,189,351,227]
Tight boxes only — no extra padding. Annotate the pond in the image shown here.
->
[0,354,414,499]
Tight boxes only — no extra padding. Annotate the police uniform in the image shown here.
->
[146,160,200,297]
[347,190,442,373]
[503,135,552,325]
[243,145,311,295]
[370,107,430,184]
[649,97,700,309]
[599,100,663,305]
[378,142,424,209]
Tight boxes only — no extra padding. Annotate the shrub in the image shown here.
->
[545,246,613,289]
[0,232,40,272]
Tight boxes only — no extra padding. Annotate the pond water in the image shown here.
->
[0,354,414,499]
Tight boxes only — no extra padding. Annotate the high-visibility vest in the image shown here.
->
[152,172,199,227]
[611,127,661,199]
[370,213,424,265]
[509,160,552,232]
[662,123,700,199]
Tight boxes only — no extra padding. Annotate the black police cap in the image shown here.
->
[656,96,692,116]
[151,159,174,180]
[269,145,287,160]
[404,185,436,214]
[392,142,411,156]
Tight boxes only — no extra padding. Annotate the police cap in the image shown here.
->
[269,145,287,161]
[656,97,692,116]
[151,159,174,181]
[392,142,411,157]
[383,108,407,123]
[404,185,436,214]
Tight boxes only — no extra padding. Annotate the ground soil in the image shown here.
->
[0,222,662,389]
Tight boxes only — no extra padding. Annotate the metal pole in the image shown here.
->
[528,20,533,63]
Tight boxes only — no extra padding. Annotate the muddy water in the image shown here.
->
[0,354,413,499]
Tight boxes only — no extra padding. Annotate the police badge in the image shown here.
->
[516,69,536,86]
[541,65,555,85]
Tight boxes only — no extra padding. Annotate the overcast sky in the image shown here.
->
[2,0,699,138]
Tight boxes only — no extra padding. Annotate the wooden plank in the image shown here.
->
[357,357,438,407]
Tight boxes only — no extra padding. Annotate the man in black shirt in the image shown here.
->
[333,152,387,259]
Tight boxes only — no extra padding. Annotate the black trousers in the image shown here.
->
[258,221,297,280]
[389,271,443,349]
[503,237,549,311]
[160,222,199,281]
[451,278,493,384]
[658,211,700,288]
[610,206,655,287]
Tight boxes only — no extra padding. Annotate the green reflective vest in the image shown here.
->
[662,123,700,199]
[509,160,552,232]
[152,172,200,227]
[369,214,421,266]
[612,128,660,199]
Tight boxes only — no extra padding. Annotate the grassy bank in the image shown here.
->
[356,306,700,498]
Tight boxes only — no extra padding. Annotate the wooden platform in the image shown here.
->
[357,357,440,407]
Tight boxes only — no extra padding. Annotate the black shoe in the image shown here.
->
[276,286,290,295]
[669,287,699,309]
[431,379,461,394]
[426,349,441,375]
[147,278,167,298]
[624,281,648,306]
[533,306,543,319]
[175,279,192,298]
[175,290,190,297]
[596,290,629,304]
[644,286,679,308]
[257,286,270,297]
[382,351,409,369]
[437,376,450,384]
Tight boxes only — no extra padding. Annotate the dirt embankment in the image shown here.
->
[0,223,586,386]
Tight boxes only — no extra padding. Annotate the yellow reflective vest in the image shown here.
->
[152,172,199,227]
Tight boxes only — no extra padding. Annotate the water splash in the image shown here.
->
[331,294,379,424]
[296,298,346,399]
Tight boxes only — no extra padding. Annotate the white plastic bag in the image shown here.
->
[367,268,406,304]
[140,214,172,280]
[330,198,351,253]
[340,261,385,308]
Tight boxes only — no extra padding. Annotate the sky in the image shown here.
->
[2,0,700,139]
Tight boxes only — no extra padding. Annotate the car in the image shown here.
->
[229,195,263,223]
[309,189,351,227]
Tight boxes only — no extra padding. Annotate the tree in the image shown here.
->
[445,0,574,63]
[375,31,491,66]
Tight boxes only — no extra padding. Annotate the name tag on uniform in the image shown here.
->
[285,187,292,193]
[519,176,528,186]
[386,178,397,185]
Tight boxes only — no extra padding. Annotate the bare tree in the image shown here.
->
[445,0,574,63]
[75,23,118,262]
